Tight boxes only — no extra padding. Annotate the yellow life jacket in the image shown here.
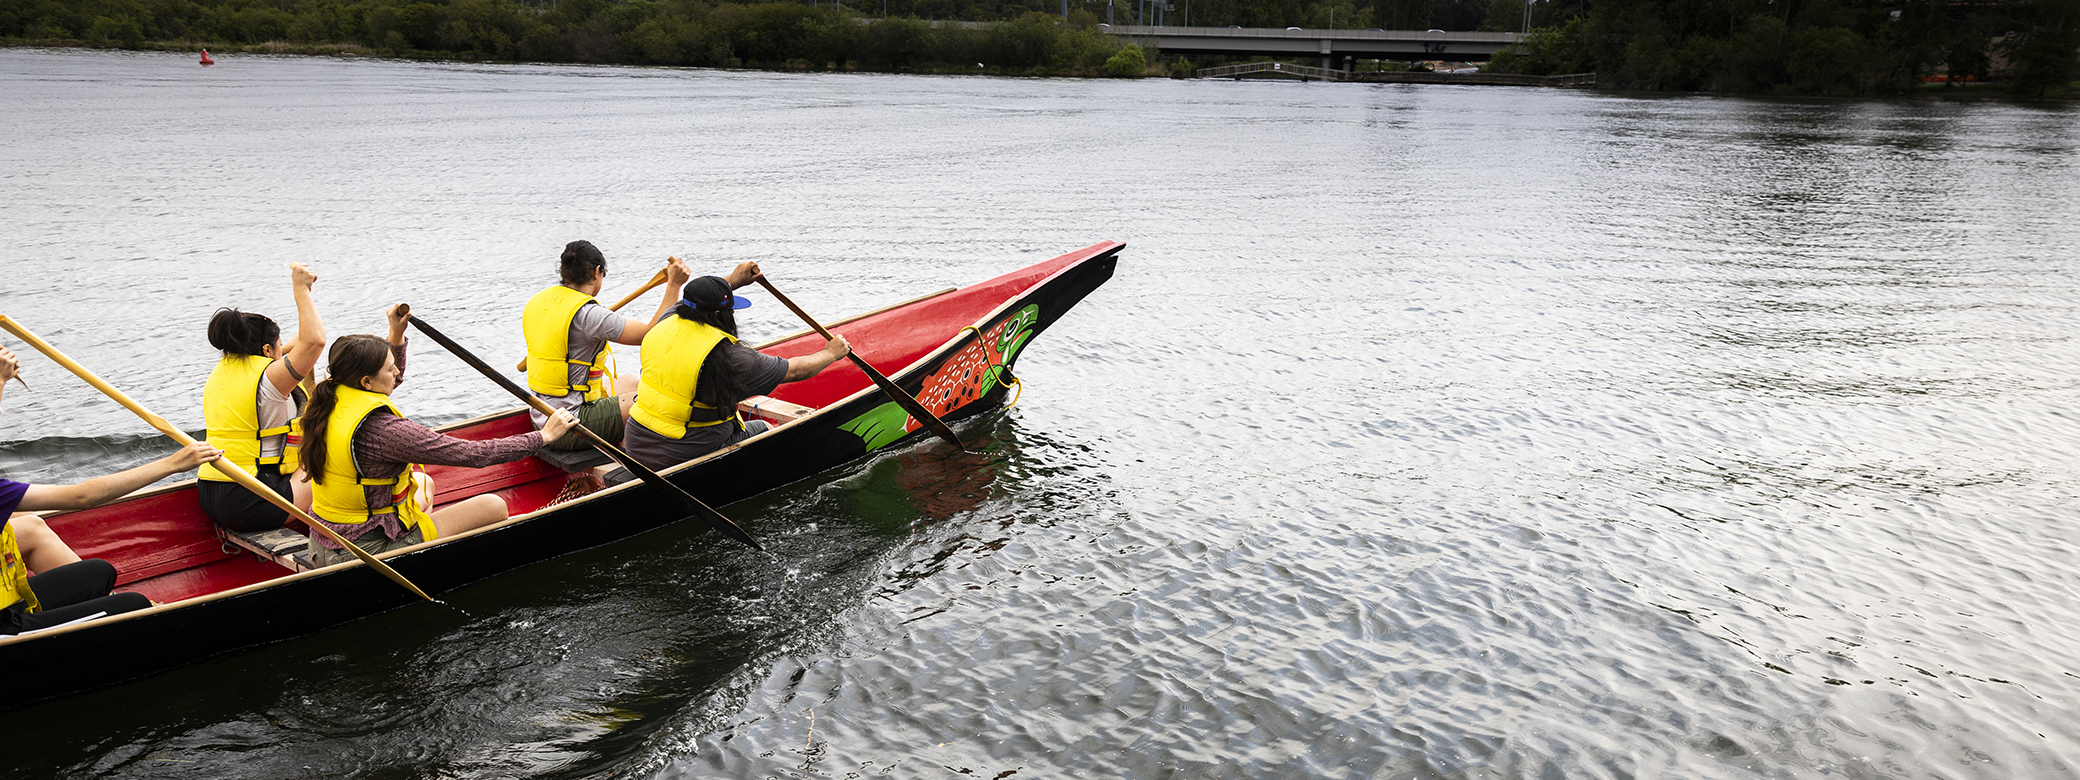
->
[309,386,437,542]
[522,285,614,404]
[0,523,38,614]
[200,354,302,481]
[630,315,738,439]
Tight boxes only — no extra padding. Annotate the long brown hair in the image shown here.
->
[299,335,392,484]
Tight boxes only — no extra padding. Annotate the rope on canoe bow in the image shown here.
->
[960,325,1023,411]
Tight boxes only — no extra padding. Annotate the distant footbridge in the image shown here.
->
[1195,61,1597,86]
[1102,25,1522,70]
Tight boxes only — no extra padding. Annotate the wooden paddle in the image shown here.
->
[402,306,764,552]
[609,264,674,312]
[751,276,968,452]
[0,316,441,604]
[515,263,675,373]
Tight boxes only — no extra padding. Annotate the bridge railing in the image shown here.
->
[1196,61,1348,80]
[1197,63,1599,88]
[1107,25,1520,43]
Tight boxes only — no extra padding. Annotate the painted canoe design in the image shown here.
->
[0,241,1121,708]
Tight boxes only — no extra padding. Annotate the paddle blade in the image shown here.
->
[851,354,967,452]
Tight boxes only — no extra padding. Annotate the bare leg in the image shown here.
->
[430,495,507,537]
[411,467,506,536]
[11,514,82,573]
[615,373,640,424]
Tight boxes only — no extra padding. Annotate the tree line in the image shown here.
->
[0,0,1161,74]
[2,0,2073,92]
[0,0,1502,70]
[1486,0,2079,97]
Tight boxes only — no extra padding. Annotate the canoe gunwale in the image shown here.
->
[0,242,1123,703]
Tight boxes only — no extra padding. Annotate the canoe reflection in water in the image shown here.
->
[846,445,1004,531]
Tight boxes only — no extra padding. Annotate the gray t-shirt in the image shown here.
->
[256,366,296,460]
[623,340,789,470]
[529,302,628,427]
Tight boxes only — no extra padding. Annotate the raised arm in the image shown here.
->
[0,345,16,406]
[17,443,223,512]
[613,256,695,344]
[266,262,326,395]
[385,303,409,349]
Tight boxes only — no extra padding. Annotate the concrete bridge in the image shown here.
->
[1102,25,1522,70]
[1196,61,1600,87]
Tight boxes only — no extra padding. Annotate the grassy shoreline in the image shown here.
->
[1,36,1156,76]
[7,38,2072,99]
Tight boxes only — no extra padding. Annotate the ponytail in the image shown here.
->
[300,379,342,485]
[207,308,281,357]
[299,334,393,485]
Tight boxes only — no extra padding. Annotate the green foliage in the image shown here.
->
[1485,0,2078,96]
[5,0,2070,95]
[1485,16,1589,75]
[0,0,1510,48]
[1103,40,1143,76]
[0,0,1144,75]
[2001,0,2080,96]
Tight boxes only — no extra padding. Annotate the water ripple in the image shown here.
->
[3,49,2079,780]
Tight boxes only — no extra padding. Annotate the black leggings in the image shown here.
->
[0,559,151,635]
[197,465,294,532]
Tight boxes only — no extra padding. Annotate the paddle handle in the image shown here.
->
[754,278,865,374]
[0,316,438,603]
[0,319,183,440]
[606,265,673,313]
[750,277,968,452]
[753,276,838,341]
[512,264,673,373]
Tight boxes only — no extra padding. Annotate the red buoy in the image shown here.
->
[199,49,214,66]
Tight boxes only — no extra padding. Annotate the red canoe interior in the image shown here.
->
[30,243,1114,607]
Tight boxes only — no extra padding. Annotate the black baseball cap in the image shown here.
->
[682,275,753,310]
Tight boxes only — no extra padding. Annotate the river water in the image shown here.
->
[2,47,2077,779]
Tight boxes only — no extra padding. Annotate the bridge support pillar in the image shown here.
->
[1320,39,1332,72]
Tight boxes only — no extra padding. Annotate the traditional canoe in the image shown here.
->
[0,242,1121,708]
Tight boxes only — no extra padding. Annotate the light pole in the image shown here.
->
[1523,0,1532,33]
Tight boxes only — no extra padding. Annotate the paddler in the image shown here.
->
[297,306,578,567]
[197,262,325,532]
[622,262,851,471]
[1,348,225,635]
[520,240,690,450]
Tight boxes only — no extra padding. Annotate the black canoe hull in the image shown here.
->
[0,244,1119,708]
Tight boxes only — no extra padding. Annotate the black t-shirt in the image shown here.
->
[624,340,789,470]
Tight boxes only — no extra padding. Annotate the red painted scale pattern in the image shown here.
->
[907,314,1020,432]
